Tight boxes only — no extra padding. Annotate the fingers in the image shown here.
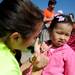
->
[34,38,41,55]
[35,54,49,69]
[34,38,52,56]
[40,42,49,53]
[34,38,39,46]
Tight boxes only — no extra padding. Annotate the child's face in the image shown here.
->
[50,23,73,47]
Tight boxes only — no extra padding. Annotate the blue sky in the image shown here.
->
[32,0,75,16]
[0,0,75,16]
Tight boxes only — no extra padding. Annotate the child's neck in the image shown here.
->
[51,43,63,49]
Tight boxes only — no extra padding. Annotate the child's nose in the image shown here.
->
[60,35,66,40]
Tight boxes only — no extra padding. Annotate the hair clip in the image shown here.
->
[56,16,65,22]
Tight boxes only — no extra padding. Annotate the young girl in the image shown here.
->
[41,14,75,75]
[21,14,75,75]
[0,0,44,75]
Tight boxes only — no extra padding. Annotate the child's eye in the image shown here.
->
[56,32,63,34]
[65,33,71,36]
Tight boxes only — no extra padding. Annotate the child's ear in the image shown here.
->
[10,32,21,41]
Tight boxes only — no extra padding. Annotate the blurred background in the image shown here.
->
[32,0,75,16]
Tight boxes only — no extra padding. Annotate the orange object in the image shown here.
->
[43,8,54,18]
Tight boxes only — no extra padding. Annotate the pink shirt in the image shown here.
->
[42,44,75,75]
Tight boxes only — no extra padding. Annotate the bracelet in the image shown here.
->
[29,55,37,64]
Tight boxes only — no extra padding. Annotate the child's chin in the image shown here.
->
[55,44,64,48]
[58,44,64,47]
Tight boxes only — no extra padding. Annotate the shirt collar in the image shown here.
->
[0,41,10,51]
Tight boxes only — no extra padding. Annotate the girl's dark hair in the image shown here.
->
[48,0,57,6]
[14,49,22,66]
[48,14,73,31]
[0,0,43,37]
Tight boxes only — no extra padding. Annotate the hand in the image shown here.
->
[33,38,49,70]
[34,38,41,55]
[34,54,49,69]
[34,38,50,54]
[31,54,49,72]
